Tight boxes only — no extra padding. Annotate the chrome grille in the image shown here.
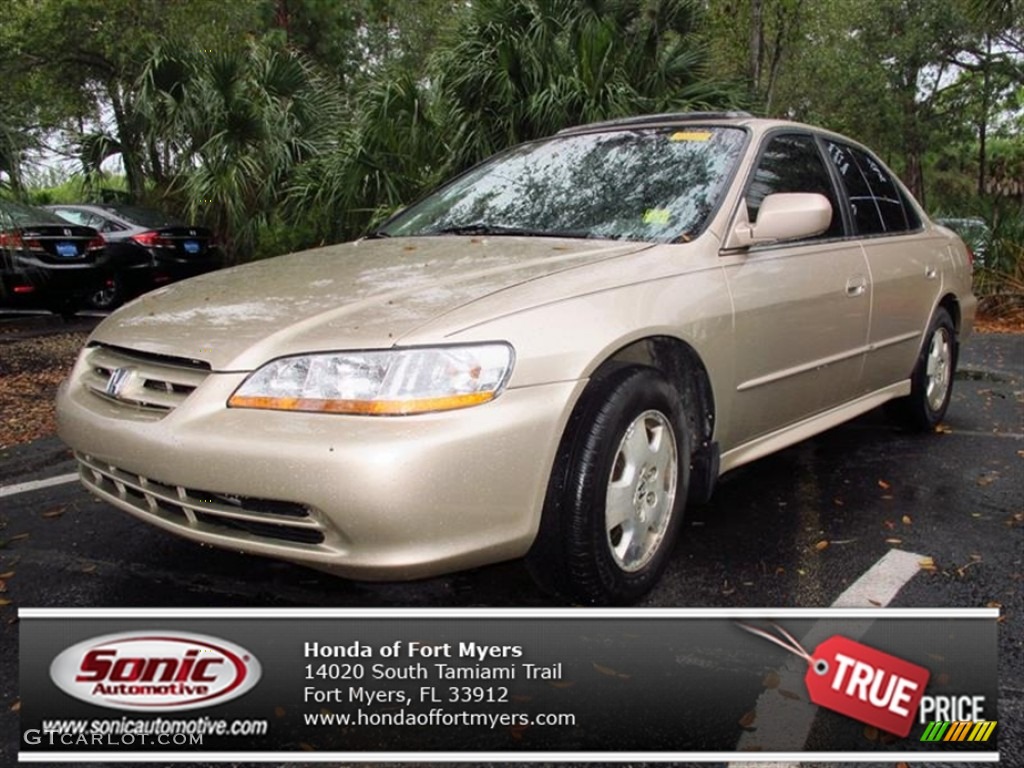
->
[81,344,209,413]
[77,453,329,548]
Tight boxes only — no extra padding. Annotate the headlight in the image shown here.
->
[227,343,514,415]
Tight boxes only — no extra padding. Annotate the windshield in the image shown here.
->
[381,127,746,242]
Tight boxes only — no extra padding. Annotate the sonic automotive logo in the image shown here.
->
[50,631,261,712]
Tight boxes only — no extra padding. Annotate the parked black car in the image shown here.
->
[46,204,222,309]
[0,200,107,317]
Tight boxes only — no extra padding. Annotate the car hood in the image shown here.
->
[91,236,651,371]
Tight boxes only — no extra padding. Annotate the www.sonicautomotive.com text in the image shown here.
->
[24,716,268,747]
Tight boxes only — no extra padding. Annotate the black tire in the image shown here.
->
[87,274,123,310]
[527,366,690,605]
[889,307,957,431]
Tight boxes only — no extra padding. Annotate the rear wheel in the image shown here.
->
[87,274,123,310]
[889,307,957,430]
[527,367,690,604]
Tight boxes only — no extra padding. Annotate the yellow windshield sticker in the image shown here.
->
[670,130,712,141]
[643,208,671,225]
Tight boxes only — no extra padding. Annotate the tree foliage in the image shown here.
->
[2,0,1021,264]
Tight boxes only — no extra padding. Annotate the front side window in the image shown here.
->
[381,127,747,243]
[745,133,843,239]
[826,141,917,235]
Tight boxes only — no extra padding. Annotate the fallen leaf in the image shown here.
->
[762,671,780,689]
[877,479,891,490]
[868,598,882,606]
[0,599,11,606]
[274,706,286,718]
[0,571,14,579]
[0,580,5,592]
[896,762,910,768]
[977,472,999,486]
[591,662,630,679]
[815,540,830,551]
[986,601,1002,609]
[9,533,29,542]
[901,515,913,525]
[883,520,897,530]
[778,689,801,701]
[935,424,952,434]
[864,725,879,741]
[919,557,938,572]
[739,710,757,728]
[81,564,96,573]
[885,538,903,545]
[881,494,894,500]
[41,506,67,519]
[299,743,315,751]
[833,498,845,506]
[10,699,20,712]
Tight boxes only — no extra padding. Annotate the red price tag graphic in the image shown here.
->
[739,624,931,738]
[805,635,930,737]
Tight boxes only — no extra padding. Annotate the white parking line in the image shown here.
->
[0,472,79,499]
[730,548,927,763]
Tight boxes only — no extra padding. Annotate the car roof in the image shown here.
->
[555,112,848,142]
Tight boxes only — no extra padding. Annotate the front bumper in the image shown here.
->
[57,360,582,580]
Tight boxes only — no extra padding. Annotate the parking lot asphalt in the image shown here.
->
[1,331,1021,766]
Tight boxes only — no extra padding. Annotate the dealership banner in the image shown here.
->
[19,608,998,762]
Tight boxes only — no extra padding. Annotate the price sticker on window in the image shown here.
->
[740,624,930,738]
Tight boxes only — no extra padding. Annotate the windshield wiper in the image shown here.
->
[363,230,392,239]
[427,223,594,239]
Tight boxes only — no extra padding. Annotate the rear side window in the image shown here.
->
[746,133,843,239]
[826,141,918,235]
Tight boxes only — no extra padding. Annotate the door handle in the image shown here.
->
[925,265,937,280]
[845,276,867,297]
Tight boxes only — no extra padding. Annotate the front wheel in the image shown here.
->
[527,367,690,604]
[889,307,957,430]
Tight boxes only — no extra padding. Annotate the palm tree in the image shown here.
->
[434,0,745,173]
[134,38,344,262]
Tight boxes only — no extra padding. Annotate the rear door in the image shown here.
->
[720,132,871,446]
[822,140,946,394]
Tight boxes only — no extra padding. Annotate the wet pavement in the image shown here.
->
[1,331,1021,766]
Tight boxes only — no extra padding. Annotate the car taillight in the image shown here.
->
[87,235,105,251]
[0,231,23,248]
[132,231,169,247]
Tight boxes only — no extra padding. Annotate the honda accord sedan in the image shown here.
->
[56,113,976,604]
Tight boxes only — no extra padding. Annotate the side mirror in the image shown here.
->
[732,192,832,247]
